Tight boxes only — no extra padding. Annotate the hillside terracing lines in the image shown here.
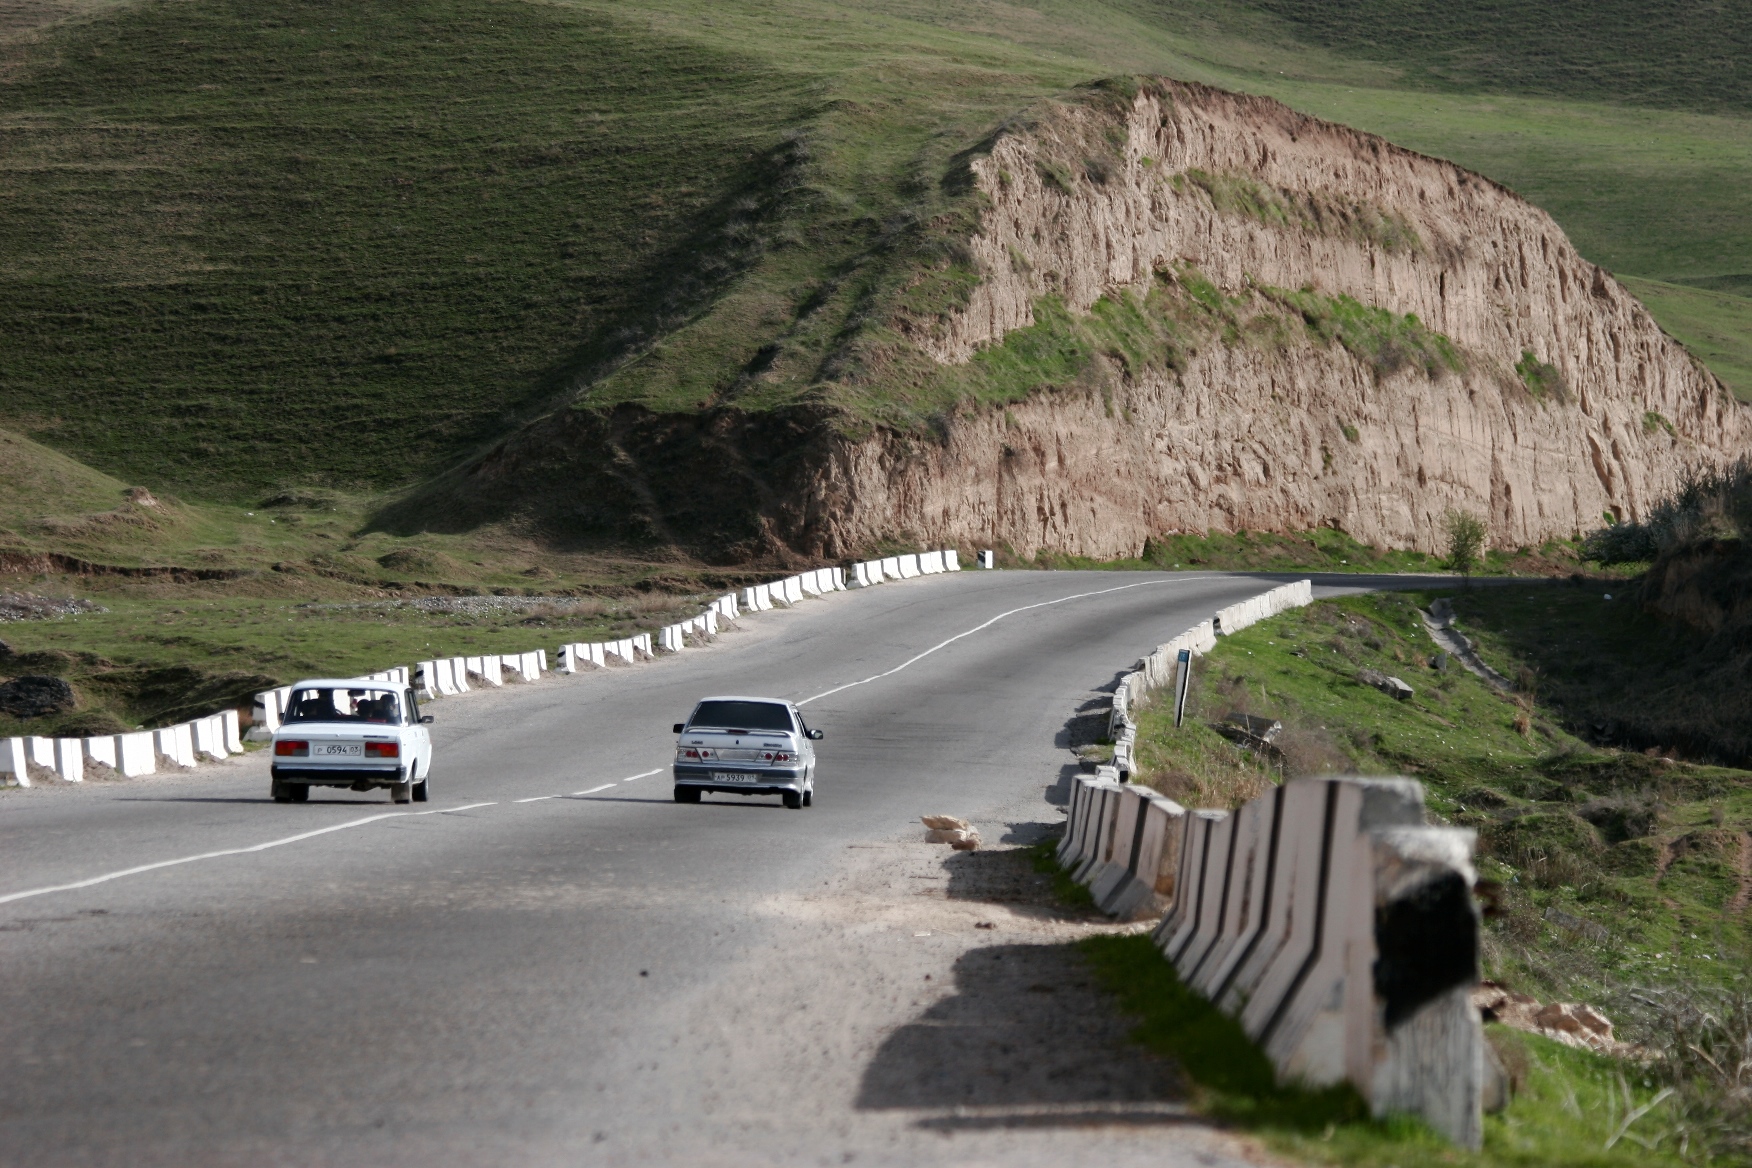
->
[805,80,1752,558]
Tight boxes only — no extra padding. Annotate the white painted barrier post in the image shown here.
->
[1,737,28,787]
[978,550,994,568]
[86,734,122,771]
[51,739,82,782]
[223,710,243,753]
[944,550,960,571]
[897,554,920,578]
[256,690,283,732]
[193,716,228,761]
[119,731,156,777]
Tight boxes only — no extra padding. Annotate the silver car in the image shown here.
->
[672,695,821,809]
[270,679,435,804]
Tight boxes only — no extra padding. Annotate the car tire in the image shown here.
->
[674,786,701,804]
[289,783,309,803]
[413,778,429,802]
[782,790,802,810]
[803,787,813,808]
[272,780,291,804]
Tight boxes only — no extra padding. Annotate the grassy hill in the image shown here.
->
[0,0,1747,581]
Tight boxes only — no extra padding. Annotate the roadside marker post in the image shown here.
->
[1173,648,1192,728]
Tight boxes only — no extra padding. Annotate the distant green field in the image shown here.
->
[1,0,1748,507]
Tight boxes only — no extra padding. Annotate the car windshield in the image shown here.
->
[284,687,402,725]
[688,700,794,733]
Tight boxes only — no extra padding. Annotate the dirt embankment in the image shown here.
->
[807,81,1750,558]
[417,80,1750,562]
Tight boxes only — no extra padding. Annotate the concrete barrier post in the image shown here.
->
[1,736,28,787]
[897,554,920,578]
[85,735,119,770]
[53,738,83,782]
[945,550,960,570]
[880,556,900,579]
[1105,791,1187,919]
[193,716,228,761]
[1155,809,1229,959]
[449,657,470,692]
[255,690,282,732]
[1072,775,1125,883]
[118,732,155,777]
[223,709,244,753]
[27,736,56,772]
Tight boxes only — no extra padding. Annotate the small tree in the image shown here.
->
[1444,509,1487,585]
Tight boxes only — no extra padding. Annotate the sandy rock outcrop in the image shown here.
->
[806,80,1751,557]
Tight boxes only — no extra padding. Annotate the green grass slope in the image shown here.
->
[0,0,808,494]
[2,0,1750,517]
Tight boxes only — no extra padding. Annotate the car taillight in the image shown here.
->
[364,741,400,758]
[275,740,309,757]
[760,750,797,763]
[677,747,716,761]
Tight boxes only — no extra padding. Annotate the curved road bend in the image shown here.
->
[0,570,1493,1167]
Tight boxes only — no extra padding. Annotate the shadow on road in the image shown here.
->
[854,940,1190,1128]
[938,839,1092,922]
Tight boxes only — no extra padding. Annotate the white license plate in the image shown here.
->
[711,772,759,783]
[315,743,364,758]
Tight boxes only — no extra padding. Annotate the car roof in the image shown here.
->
[288,679,405,689]
[691,695,794,707]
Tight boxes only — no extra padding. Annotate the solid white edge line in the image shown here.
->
[514,796,557,803]
[571,784,616,796]
[797,577,1195,706]
[0,802,498,908]
[620,768,662,782]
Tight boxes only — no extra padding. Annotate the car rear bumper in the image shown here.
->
[672,764,803,794]
[274,765,406,786]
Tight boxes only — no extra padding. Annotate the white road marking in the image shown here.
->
[620,768,661,782]
[514,796,557,803]
[571,784,616,796]
[798,577,1197,705]
[0,802,498,908]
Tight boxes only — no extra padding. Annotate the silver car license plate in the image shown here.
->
[711,772,757,783]
[316,743,363,758]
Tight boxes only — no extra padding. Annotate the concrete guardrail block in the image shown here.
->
[1,736,28,787]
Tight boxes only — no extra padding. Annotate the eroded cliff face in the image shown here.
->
[803,81,1750,558]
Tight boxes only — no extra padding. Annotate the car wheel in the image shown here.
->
[674,786,701,804]
[802,787,813,808]
[413,778,429,803]
[392,781,413,805]
[782,790,802,810]
[289,783,309,803]
[272,779,291,804]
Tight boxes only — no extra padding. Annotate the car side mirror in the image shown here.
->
[673,723,686,734]
[807,729,824,740]
[420,715,435,724]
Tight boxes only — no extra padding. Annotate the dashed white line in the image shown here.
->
[619,768,661,783]
[798,577,1197,705]
[571,784,616,796]
[514,795,558,803]
[0,802,498,907]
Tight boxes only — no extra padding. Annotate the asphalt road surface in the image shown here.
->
[0,570,1477,1167]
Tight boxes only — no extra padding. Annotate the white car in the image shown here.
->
[270,679,434,804]
[672,696,821,809]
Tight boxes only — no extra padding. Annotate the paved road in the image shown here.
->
[0,570,1480,1166]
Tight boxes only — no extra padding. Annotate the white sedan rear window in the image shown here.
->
[284,687,402,725]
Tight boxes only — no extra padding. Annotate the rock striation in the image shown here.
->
[804,80,1752,557]
[424,79,1751,562]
